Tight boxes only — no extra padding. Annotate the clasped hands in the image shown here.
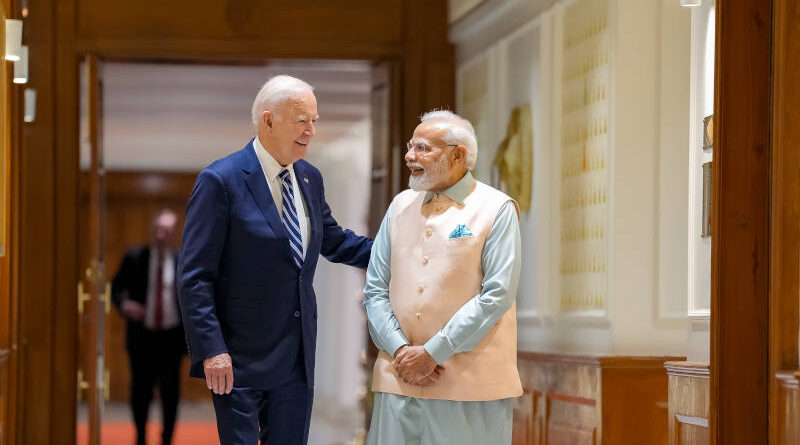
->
[393,345,444,386]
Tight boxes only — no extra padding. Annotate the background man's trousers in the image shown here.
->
[127,326,185,445]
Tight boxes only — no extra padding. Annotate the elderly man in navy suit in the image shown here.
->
[178,75,372,445]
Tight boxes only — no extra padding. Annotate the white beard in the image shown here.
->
[408,153,451,191]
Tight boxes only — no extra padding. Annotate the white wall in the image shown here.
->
[686,0,716,364]
[609,0,690,355]
[452,0,692,357]
[306,118,371,414]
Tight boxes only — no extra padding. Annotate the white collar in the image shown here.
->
[253,136,290,180]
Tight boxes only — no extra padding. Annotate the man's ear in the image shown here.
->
[453,145,467,164]
[263,110,273,129]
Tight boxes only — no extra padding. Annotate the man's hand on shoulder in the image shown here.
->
[120,299,145,322]
[393,345,444,386]
[204,353,233,395]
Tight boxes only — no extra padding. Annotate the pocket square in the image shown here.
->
[449,224,474,239]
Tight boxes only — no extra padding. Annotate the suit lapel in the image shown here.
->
[294,162,319,256]
[242,141,285,237]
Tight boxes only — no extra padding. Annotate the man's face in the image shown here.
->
[266,90,318,166]
[153,213,177,248]
[405,121,456,192]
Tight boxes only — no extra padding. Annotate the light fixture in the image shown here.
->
[680,0,702,6]
[23,88,35,123]
[13,45,28,84]
[4,19,22,61]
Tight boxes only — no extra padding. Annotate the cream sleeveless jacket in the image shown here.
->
[371,180,523,401]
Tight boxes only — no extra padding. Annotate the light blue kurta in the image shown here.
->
[363,172,522,445]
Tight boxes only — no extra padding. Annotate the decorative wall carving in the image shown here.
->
[558,0,610,313]
[493,104,533,212]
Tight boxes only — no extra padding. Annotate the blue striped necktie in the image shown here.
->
[278,169,303,268]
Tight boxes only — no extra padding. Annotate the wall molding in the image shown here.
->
[449,0,560,63]
[665,361,710,379]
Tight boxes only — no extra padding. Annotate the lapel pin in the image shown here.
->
[304,177,309,184]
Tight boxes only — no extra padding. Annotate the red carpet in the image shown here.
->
[77,422,219,445]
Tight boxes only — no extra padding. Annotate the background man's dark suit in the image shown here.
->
[112,245,185,445]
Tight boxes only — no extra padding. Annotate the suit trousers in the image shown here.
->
[127,326,185,445]
[211,347,313,445]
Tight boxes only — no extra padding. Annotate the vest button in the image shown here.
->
[422,256,429,266]
[294,311,300,318]
[425,227,433,237]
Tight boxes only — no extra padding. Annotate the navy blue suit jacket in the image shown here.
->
[178,140,372,388]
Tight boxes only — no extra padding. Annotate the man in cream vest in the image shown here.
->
[363,110,522,445]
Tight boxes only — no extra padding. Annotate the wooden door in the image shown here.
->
[77,54,108,445]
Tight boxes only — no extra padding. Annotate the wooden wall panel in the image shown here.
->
[546,397,597,445]
[79,171,209,402]
[666,362,709,445]
[52,0,80,443]
[0,5,15,445]
[678,424,709,445]
[775,371,800,445]
[0,351,8,445]
[709,0,772,444]
[18,0,58,443]
[770,0,800,441]
[512,390,534,445]
[601,359,670,445]
[516,352,680,445]
[4,4,21,442]
[0,6,7,259]
[75,0,404,44]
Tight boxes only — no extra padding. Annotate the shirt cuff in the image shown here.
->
[424,331,456,365]
[385,330,410,357]
[202,347,229,361]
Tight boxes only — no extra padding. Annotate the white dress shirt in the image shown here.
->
[253,136,310,257]
[144,248,180,330]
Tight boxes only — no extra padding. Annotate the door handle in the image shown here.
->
[77,282,91,315]
[103,282,111,315]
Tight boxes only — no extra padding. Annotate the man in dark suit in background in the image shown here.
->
[112,209,185,445]
[178,75,372,445]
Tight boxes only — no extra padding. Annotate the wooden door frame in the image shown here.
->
[2,2,22,445]
[709,0,778,444]
[769,0,800,442]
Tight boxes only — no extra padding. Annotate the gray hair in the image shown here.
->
[420,110,478,170]
[251,75,315,126]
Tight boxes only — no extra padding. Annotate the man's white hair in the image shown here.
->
[420,110,478,170]
[251,75,315,126]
